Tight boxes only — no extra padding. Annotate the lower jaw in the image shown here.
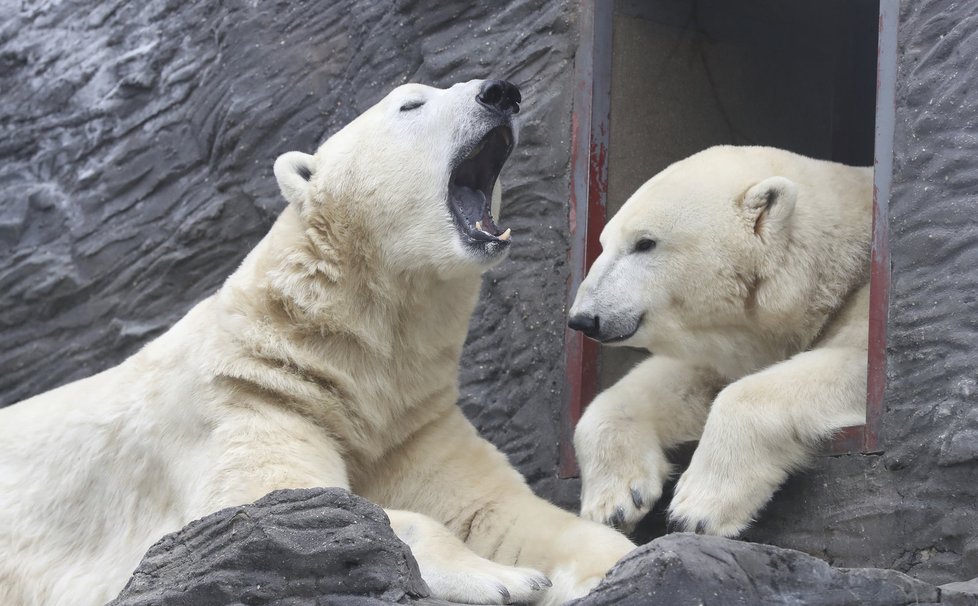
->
[456,236,510,261]
[467,240,510,256]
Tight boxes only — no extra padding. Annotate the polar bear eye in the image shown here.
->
[400,100,425,112]
[633,238,656,253]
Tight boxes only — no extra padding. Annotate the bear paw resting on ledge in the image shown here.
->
[570,146,872,537]
[0,80,634,606]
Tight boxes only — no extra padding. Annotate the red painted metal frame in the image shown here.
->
[560,1,894,472]
[826,0,897,455]
[559,0,613,478]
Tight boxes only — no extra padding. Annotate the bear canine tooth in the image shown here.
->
[475,221,483,231]
[498,228,511,241]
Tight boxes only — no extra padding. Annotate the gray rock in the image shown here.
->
[109,488,437,606]
[105,491,978,605]
[943,578,978,600]
[571,533,978,606]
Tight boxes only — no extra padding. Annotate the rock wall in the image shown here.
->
[0,0,580,502]
[744,0,978,585]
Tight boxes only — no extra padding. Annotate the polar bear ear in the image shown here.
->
[274,151,315,207]
[742,176,797,237]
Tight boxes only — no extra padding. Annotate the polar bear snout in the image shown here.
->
[568,309,644,345]
[476,80,521,116]
[569,251,647,345]
[568,312,600,339]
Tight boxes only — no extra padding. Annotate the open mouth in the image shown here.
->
[448,125,514,247]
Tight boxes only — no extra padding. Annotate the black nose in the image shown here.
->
[477,80,521,115]
[568,313,600,339]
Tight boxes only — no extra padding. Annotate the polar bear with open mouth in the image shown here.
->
[0,80,634,606]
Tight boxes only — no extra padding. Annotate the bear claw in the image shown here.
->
[630,487,644,508]
[608,506,626,528]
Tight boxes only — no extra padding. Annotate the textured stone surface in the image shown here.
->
[109,488,440,606]
[741,0,978,585]
[944,579,978,597]
[571,534,977,606]
[0,0,579,504]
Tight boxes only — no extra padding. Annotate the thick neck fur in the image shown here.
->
[757,166,872,335]
[204,204,481,462]
[686,166,873,380]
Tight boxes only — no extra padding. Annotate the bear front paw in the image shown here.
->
[666,463,763,538]
[579,450,669,533]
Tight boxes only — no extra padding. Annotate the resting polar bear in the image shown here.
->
[0,80,634,606]
[569,146,871,537]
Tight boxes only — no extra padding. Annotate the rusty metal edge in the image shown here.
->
[864,0,898,455]
[559,0,613,478]
[827,0,896,457]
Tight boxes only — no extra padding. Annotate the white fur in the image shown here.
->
[571,146,871,536]
[0,80,634,606]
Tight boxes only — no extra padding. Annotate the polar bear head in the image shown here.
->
[568,146,871,376]
[273,79,520,277]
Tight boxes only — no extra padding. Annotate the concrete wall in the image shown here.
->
[0,0,582,505]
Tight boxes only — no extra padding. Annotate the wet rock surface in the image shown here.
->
[572,534,978,606]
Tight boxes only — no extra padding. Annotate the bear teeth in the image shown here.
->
[474,220,503,239]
